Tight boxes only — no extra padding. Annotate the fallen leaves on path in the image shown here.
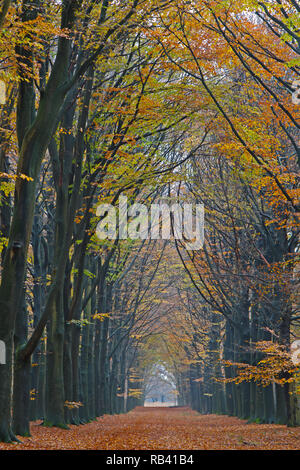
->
[0,407,299,450]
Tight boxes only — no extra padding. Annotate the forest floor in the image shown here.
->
[0,406,299,450]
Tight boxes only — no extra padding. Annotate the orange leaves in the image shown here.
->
[221,341,300,389]
[0,407,300,450]
[149,1,300,213]
[0,171,33,181]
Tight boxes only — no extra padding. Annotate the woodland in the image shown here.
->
[0,0,299,448]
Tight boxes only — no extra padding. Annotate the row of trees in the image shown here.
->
[0,0,299,443]
[127,0,300,425]
[0,0,190,441]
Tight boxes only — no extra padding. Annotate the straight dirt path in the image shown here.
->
[0,406,299,450]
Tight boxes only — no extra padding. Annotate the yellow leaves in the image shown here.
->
[92,312,110,321]
[0,236,8,256]
[59,127,74,136]
[64,401,83,410]
[0,6,66,84]
[19,173,34,181]
[128,388,143,398]
[221,341,300,389]
[0,179,14,197]
[0,171,33,182]
[30,389,37,401]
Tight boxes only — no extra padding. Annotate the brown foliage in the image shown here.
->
[0,407,299,450]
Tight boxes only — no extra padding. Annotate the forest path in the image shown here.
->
[0,406,299,450]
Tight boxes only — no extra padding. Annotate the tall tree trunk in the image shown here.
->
[0,0,78,438]
[12,295,30,437]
